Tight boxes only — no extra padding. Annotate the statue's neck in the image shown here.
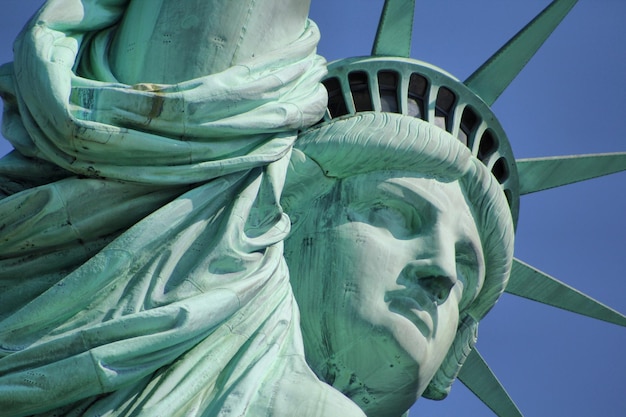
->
[108,0,311,84]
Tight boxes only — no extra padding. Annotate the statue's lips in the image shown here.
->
[385,291,436,338]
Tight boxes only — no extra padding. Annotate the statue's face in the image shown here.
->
[286,172,485,416]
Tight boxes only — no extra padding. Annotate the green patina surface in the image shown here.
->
[0,1,624,417]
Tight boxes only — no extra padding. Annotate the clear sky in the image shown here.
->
[1,1,625,416]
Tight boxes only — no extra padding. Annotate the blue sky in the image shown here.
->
[1,1,625,416]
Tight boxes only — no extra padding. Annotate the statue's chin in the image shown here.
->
[312,354,424,417]
[341,378,420,417]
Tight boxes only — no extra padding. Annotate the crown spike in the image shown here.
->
[464,0,578,105]
[458,348,524,417]
[371,0,415,57]
[517,152,626,195]
[506,259,626,326]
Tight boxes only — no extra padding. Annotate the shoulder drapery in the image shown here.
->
[0,1,358,416]
[1,0,326,185]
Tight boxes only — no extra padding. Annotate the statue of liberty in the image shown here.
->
[0,0,624,416]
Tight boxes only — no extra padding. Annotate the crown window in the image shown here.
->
[408,73,427,119]
[323,77,349,118]
[458,106,479,146]
[435,87,455,132]
[492,156,509,184]
[477,130,498,161]
[378,71,400,113]
[349,71,374,112]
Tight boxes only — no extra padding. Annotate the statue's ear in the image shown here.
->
[422,315,478,400]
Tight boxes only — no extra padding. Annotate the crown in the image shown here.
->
[316,55,520,225]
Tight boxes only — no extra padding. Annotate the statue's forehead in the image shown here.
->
[340,171,464,206]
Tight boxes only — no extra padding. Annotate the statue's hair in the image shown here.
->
[283,112,514,399]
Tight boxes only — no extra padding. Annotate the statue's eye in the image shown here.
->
[455,242,484,311]
[347,200,423,237]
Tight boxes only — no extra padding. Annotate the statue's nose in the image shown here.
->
[403,233,458,304]
[400,257,457,304]
[415,274,456,305]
